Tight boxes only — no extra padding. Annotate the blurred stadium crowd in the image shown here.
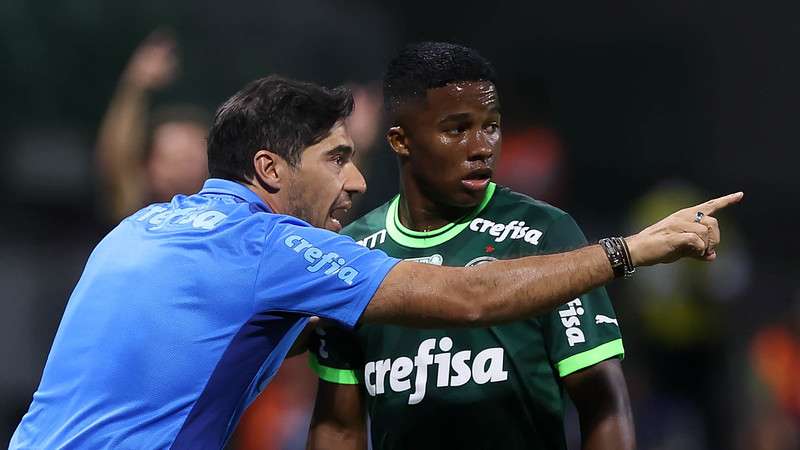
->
[1,2,798,449]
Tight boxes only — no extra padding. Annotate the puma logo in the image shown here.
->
[595,315,619,326]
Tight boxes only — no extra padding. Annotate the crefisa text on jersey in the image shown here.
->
[469,218,543,244]
[356,218,543,249]
[136,205,228,230]
[284,235,360,285]
[364,337,508,405]
[559,299,586,347]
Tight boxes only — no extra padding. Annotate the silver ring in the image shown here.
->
[694,211,705,223]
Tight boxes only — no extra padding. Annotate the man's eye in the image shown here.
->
[333,155,345,166]
[485,123,500,133]
[446,125,468,135]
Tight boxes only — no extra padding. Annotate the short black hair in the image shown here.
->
[383,42,497,115]
[207,75,354,182]
[145,104,210,159]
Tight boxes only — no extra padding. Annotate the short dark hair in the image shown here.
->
[383,42,497,115]
[207,75,354,182]
[145,104,210,159]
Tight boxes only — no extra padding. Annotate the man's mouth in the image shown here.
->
[462,167,493,191]
[328,203,351,232]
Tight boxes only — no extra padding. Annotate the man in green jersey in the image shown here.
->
[308,43,644,449]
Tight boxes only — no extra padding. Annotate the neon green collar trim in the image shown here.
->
[385,182,496,248]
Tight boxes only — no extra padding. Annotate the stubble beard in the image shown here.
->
[284,182,322,228]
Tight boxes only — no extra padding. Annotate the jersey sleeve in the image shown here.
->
[308,325,362,385]
[539,213,625,377]
[254,219,400,329]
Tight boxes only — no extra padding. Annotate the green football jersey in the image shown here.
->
[310,183,624,450]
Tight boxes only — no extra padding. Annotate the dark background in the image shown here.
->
[1,1,797,449]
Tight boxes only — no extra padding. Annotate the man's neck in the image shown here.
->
[397,177,474,232]
[241,179,282,214]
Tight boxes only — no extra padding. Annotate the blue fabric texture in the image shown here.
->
[10,179,399,449]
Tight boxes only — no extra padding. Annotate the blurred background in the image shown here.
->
[1,1,798,449]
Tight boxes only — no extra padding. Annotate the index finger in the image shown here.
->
[696,192,744,215]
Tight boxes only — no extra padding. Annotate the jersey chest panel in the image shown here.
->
[354,222,565,428]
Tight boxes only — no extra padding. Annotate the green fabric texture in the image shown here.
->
[310,185,625,450]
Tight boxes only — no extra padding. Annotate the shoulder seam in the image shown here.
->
[537,212,574,252]
[491,186,567,218]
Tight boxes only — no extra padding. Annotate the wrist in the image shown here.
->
[599,237,636,279]
[623,235,643,267]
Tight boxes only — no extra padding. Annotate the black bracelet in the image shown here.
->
[599,237,635,279]
[599,238,624,278]
[617,237,635,277]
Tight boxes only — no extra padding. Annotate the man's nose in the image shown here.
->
[468,131,495,162]
[344,162,367,194]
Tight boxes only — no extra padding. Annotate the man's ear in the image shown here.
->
[387,126,410,157]
[252,149,287,192]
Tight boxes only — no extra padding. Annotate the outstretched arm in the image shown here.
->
[362,192,742,327]
[307,381,367,450]
[96,29,178,220]
[564,359,635,450]
[366,242,613,326]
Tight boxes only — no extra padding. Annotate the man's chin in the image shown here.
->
[455,186,488,208]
